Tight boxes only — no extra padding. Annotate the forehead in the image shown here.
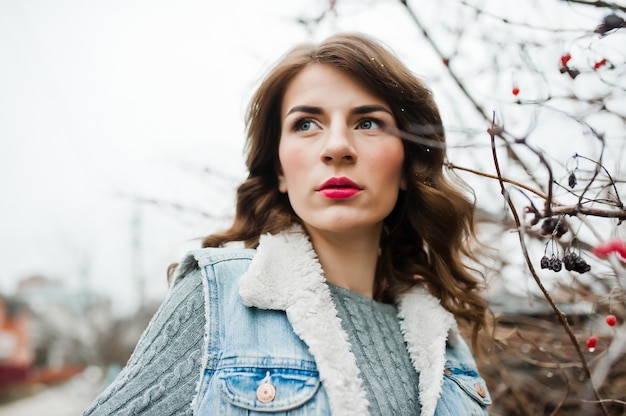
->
[281,64,388,116]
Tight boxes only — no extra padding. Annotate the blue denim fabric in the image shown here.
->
[437,354,491,414]
[191,247,489,415]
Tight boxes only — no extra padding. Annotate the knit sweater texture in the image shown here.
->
[327,283,421,416]
[84,271,421,415]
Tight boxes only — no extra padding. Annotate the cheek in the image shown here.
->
[277,140,304,189]
[375,141,406,185]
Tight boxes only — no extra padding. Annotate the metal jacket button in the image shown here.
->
[256,381,276,403]
[474,383,487,398]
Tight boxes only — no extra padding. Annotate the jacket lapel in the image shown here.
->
[239,226,457,416]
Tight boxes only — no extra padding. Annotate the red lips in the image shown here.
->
[318,177,362,199]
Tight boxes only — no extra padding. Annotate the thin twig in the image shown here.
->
[446,163,626,221]
[574,153,624,209]
[495,337,582,369]
[446,162,549,199]
[581,398,626,405]
[559,0,626,13]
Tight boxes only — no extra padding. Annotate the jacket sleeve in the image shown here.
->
[82,265,205,416]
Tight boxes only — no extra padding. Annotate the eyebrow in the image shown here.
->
[350,105,393,116]
[285,104,393,117]
[286,105,323,116]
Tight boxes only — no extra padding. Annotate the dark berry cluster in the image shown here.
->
[540,255,562,272]
[540,218,568,238]
[562,252,591,273]
[541,253,591,274]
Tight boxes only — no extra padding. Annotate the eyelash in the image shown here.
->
[357,118,384,130]
[293,117,318,132]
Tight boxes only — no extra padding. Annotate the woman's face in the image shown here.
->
[278,64,406,240]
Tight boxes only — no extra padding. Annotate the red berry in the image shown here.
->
[586,335,598,351]
[606,314,617,326]
[592,240,626,260]
[512,87,520,96]
[594,58,607,70]
[560,53,571,67]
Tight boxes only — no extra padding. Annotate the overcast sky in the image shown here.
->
[0,0,442,313]
[1,0,622,314]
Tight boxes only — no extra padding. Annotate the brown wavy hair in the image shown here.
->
[202,33,488,343]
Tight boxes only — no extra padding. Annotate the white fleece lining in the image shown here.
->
[397,287,458,416]
[239,227,370,416]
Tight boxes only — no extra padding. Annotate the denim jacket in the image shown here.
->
[177,226,491,416]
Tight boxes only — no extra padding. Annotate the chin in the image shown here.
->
[303,219,385,236]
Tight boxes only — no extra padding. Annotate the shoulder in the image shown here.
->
[192,246,256,266]
[445,332,478,369]
[170,246,256,287]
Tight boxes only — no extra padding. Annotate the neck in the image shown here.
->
[305,226,382,299]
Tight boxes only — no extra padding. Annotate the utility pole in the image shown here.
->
[131,204,145,311]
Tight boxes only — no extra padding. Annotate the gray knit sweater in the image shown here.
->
[83,270,421,415]
[327,283,421,415]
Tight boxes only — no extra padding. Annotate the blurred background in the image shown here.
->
[1,0,625,414]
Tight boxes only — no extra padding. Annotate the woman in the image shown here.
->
[84,33,491,415]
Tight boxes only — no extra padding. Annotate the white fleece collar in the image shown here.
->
[239,226,457,416]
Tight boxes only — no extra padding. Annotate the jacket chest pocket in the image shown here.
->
[198,367,326,415]
[437,363,491,415]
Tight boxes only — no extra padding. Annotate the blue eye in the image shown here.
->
[299,121,313,131]
[358,119,380,129]
[295,119,319,132]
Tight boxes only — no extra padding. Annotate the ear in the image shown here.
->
[278,175,288,193]
[400,175,408,191]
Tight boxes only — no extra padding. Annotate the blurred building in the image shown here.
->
[0,274,114,399]
[15,275,113,370]
[0,295,33,391]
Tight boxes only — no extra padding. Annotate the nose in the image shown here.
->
[320,125,357,164]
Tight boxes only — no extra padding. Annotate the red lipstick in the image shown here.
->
[318,177,362,199]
